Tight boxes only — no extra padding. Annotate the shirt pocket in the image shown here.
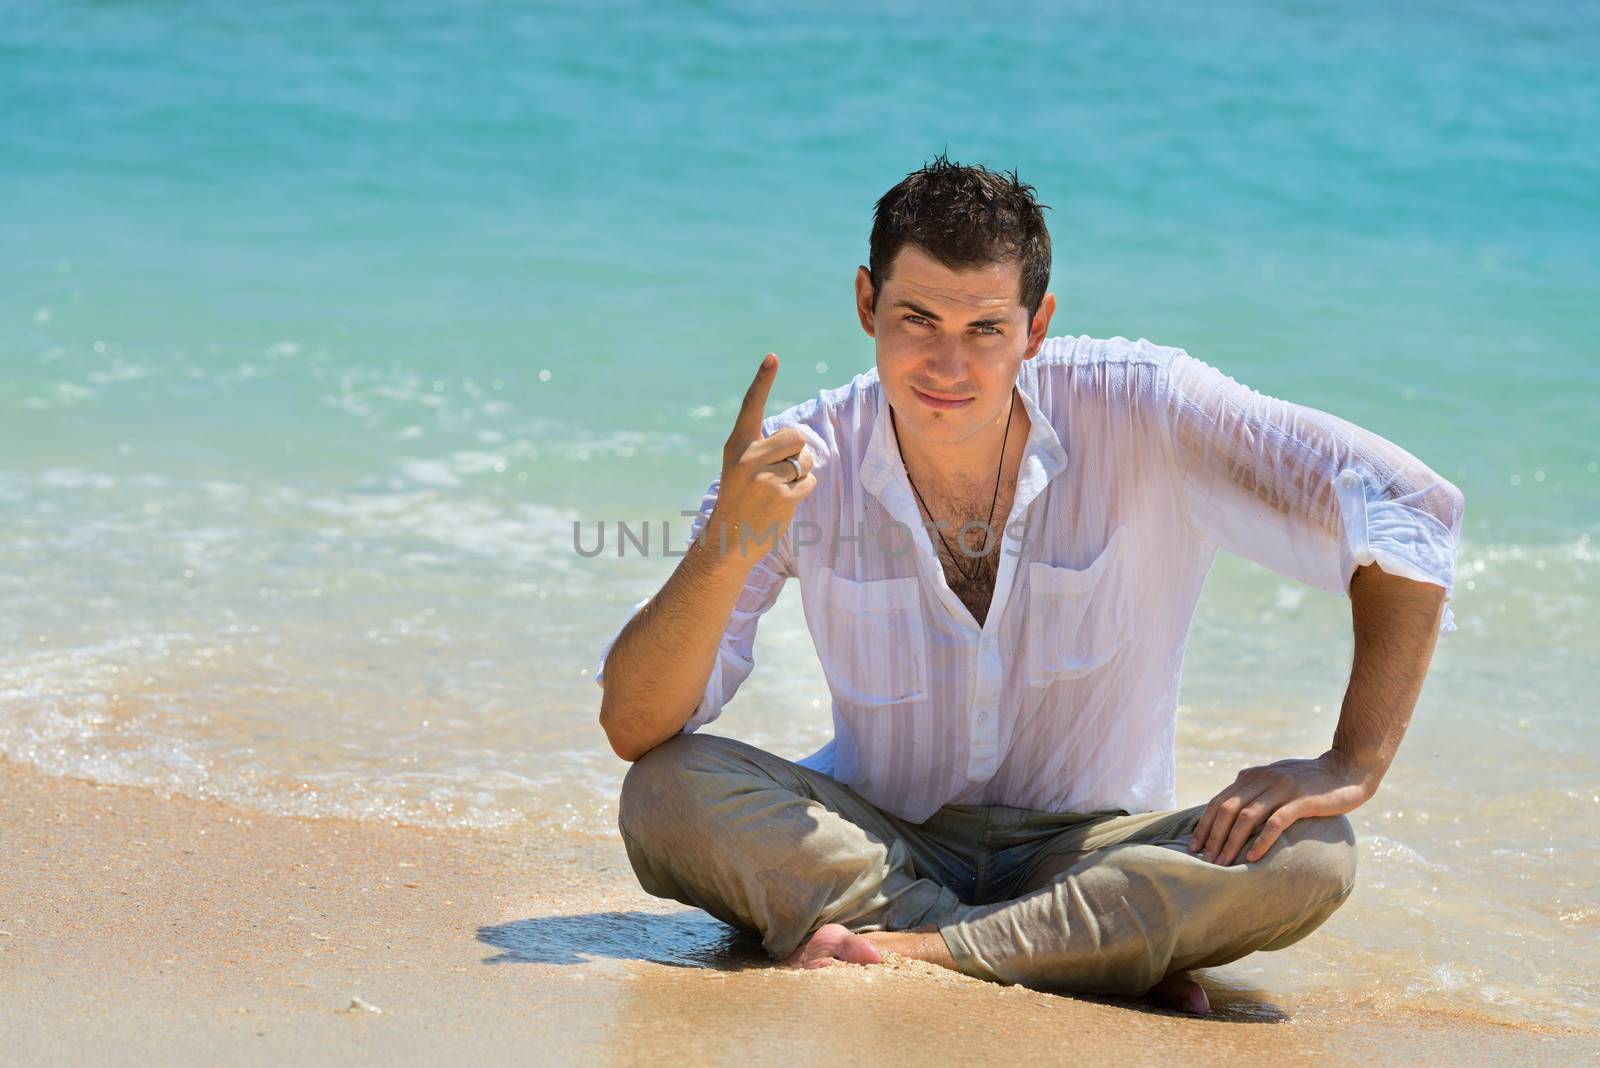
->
[812,566,931,707]
[1024,526,1132,687]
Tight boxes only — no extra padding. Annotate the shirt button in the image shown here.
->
[1339,471,1361,490]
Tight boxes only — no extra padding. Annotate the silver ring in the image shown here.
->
[785,456,803,483]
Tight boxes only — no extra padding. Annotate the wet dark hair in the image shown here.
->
[868,151,1053,320]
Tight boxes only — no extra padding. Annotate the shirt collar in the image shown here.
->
[859,356,1068,504]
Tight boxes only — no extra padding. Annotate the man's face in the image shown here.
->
[854,243,1054,449]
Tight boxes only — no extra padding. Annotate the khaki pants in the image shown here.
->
[618,733,1356,995]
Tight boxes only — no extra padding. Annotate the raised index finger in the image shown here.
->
[729,353,777,449]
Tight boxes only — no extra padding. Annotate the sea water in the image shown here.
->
[1,0,1595,1028]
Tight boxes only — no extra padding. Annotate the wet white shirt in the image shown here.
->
[594,335,1466,825]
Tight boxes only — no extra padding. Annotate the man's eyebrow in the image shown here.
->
[892,299,1010,328]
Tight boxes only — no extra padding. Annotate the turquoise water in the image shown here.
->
[2,1,1596,1028]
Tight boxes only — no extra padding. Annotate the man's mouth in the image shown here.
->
[912,386,975,410]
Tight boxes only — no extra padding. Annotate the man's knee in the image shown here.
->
[617,732,754,843]
[1273,811,1357,899]
[619,733,707,836]
[1193,813,1357,961]
[1254,812,1357,950]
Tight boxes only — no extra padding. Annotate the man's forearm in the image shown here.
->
[1190,561,1451,866]
[598,515,759,761]
[1327,562,1448,797]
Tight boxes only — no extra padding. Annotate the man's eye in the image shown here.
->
[903,316,998,335]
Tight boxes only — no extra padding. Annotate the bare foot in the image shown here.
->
[781,923,884,970]
[1145,969,1211,1015]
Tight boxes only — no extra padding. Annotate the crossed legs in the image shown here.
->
[616,733,1356,1008]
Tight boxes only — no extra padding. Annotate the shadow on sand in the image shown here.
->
[476,909,1289,1022]
[478,909,769,969]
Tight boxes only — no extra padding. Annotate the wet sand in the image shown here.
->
[2,758,1592,1067]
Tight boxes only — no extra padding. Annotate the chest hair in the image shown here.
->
[923,478,1017,627]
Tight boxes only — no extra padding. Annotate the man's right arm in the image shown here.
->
[597,514,767,761]
[597,352,816,762]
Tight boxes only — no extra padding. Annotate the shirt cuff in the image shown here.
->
[1334,468,1459,634]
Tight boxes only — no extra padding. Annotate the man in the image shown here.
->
[593,156,1464,1016]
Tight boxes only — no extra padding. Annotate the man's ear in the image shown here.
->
[1023,291,1057,360]
[854,265,877,338]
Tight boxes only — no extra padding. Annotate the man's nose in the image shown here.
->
[922,337,969,388]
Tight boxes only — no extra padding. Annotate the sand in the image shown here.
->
[1,758,1592,1067]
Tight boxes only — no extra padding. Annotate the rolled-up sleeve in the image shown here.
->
[1155,348,1466,633]
[593,466,796,732]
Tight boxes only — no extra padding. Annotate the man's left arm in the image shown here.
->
[1187,561,1447,866]
[1143,343,1467,867]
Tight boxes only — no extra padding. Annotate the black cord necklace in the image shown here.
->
[890,387,1015,584]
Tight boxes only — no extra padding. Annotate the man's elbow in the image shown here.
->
[598,692,672,763]
[606,733,648,763]
[603,729,648,763]
[598,692,640,762]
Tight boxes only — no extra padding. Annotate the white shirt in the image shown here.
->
[594,334,1466,825]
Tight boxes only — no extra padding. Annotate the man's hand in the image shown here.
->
[703,353,817,556]
[1186,749,1373,867]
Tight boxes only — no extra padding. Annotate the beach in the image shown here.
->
[5,757,1594,1067]
[4,1,1598,1061]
